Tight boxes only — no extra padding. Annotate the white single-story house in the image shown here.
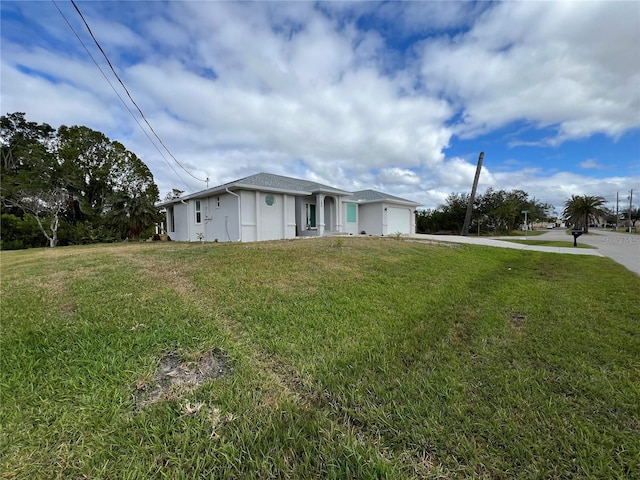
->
[157,172,421,243]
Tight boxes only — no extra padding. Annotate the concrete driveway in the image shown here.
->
[411,229,640,276]
[540,228,640,276]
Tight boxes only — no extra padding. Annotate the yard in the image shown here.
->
[1,237,638,479]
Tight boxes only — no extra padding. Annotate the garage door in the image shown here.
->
[387,207,411,234]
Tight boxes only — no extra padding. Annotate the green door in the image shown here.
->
[308,204,316,228]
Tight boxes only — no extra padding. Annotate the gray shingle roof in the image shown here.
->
[157,172,352,206]
[348,189,421,206]
[232,173,352,195]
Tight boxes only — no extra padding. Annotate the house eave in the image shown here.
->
[157,184,353,208]
[353,199,421,207]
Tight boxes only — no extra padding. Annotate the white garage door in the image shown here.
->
[387,207,411,234]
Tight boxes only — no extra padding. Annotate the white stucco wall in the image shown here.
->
[262,196,282,239]
[354,202,416,236]
[165,190,416,242]
[238,190,296,242]
[204,193,240,242]
[239,190,296,242]
[343,201,359,235]
[358,203,383,236]
[165,202,189,241]
[331,195,347,234]
[240,190,257,242]
[164,194,239,242]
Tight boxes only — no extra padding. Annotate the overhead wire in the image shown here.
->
[67,0,209,185]
[51,0,194,193]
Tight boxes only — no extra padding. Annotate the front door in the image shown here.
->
[307,204,316,229]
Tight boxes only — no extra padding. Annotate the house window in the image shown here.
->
[195,200,201,224]
[168,207,175,232]
[216,197,220,208]
[346,204,357,223]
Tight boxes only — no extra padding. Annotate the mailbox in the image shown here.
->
[571,230,583,247]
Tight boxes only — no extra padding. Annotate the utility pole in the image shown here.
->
[616,192,619,231]
[461,152,484,236]
[630,189,634,232]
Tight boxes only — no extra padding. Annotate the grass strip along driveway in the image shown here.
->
[500,239,594,248]
[1,238,639,479]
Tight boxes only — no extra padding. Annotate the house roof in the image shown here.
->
[157,173,421,207]
[233,172,352,196]
[157,172,352,206]
[348,189,421,206]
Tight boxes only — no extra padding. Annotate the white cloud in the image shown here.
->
[425,157,495,192]
[378,1,488,33]
[419,1,640,142]
[488,170,637,213]
[378,167,421,185]
[580,159,605,170]
[103,2,455,193]
[0,58,124,132]
[2,1,638,215]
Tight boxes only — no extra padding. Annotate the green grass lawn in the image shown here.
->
[479,230,547,237]
[501,239,594,248]
[1,238,639,479]
[512,230,547,236]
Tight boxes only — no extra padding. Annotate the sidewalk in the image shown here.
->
[410,233,603,256]
[410,230,640,277]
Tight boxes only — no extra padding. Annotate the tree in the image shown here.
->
[1,112,161,248]
[10,188,69,247]
[413,194,470,234]
[416,188,555,235]
[563,195,607,233]
[165,188,184,201]
[107,191,161,239]
[1,113,65,248]
[631,206,640,229]
[57,126,160,226]
[478,188,511,233]
[525,198,554,226]
[0,213,45,249]
[1,112,59,201]
[57,125,114,218]
[104,142,161,239]
[478,188,549,233]
[440,193,470,233]
[415,209,432,234]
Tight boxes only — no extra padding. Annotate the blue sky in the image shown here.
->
[1,1,638,213]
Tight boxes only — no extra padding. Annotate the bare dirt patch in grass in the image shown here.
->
[135,350,231,408]
[510,311,527,329]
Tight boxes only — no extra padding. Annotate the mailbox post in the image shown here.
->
[521,210,528,240]
[571,230,583,247]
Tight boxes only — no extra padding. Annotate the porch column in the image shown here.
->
[336,197,343,233]
[283,194,287,238]
[317,193,324,236]
[255,191,261,241]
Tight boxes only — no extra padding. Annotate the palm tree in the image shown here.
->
[562,195,608,234]
[107,193,161,239]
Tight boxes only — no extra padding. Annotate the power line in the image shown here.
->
[51,0,193,193]
[68,0,208,185]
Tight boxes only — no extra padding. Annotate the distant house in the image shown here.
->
[157,172,421,243]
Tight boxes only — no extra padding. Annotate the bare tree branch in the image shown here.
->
[11,188,68,247]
